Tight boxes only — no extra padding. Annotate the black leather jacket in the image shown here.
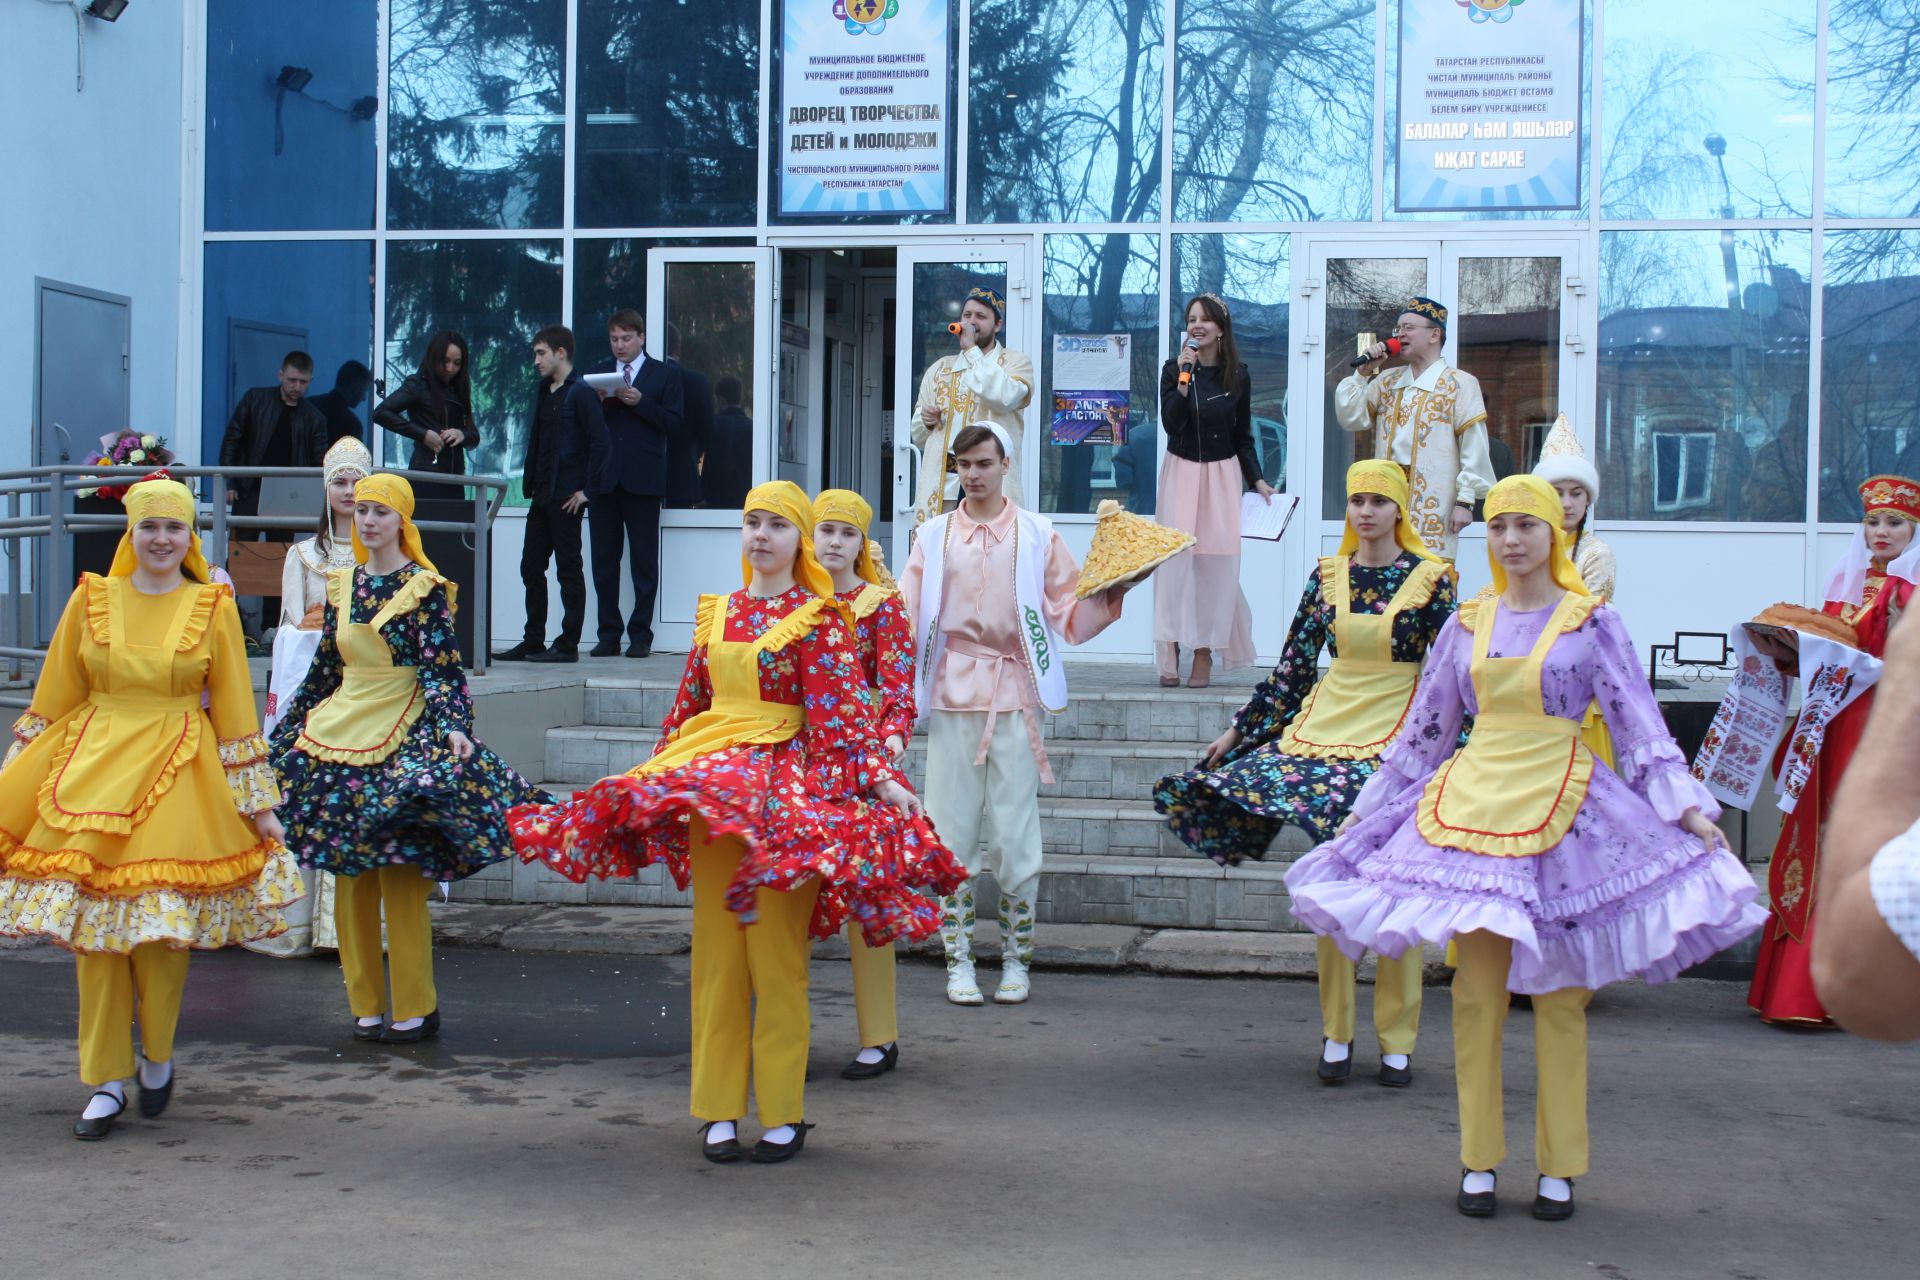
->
[1159,359,1260,488]
[218,387,331,502]
[373,372,480,475]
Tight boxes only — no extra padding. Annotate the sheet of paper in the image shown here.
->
[1239,492,1298,540]
[581,371,627,393]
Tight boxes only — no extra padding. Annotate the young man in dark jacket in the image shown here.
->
[218,350,330,512]
[500,325,611,663]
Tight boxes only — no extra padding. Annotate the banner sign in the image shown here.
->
[776,0,954,216]
[1395,0,1584,213]
[1049,335,1130,446]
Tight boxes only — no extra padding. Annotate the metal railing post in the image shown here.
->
[471,482,491,674]
[209,469,230,565]
[46,467,69,607]
[6,490,19,679]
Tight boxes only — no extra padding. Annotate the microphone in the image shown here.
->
[947,321,966,335]
[1349,337,1402,368]
[1177,337,1201,386]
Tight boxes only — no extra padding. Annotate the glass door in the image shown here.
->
[890,240,1033,569]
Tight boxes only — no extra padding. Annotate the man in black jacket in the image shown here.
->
[218,350,330,512]
[500,325,611,663]
[306,360,372,443]
[701,375,753,509]
[584,308,684,658]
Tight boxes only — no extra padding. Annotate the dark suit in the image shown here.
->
[670,362,713,508]
[702,406,753,509]
[586,355,684,649]
[218,387,330,509]
[520,371,611,651]
[372,372,480,475]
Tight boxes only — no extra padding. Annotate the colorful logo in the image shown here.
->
[837,0,898,34]
[1457,0,1526,22]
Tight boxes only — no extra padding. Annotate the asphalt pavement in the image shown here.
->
[0,943,1911,1280]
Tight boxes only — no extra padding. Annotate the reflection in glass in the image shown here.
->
[906,260,1012,514]
[1173,1,1371,222]
[1597,230,1810,522]
[1820,231,1920,519]
[1456,257,1563,486]
[383,239,563,496]
[574,0,758,228]
[205,0,378,230]
[1601,0,1811,219]
[1319,258,1430,516]
[662,261,759,506]
[571,237,756,369]
[1825,5,1920,218]
[202,241,375,465]
[968,0,1161,223]
[1171,234,1290,492]
[387,0,566,230]
[1039,235,1159,515]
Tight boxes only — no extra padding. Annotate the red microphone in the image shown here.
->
[1177,337,1201,386]
[1349,337,1402,368]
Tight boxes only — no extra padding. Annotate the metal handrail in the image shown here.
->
[0,463,507,681]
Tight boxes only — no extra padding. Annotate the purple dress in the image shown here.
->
[1285,600,1764,995]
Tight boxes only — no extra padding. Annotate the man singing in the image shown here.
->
[1334,297,1495,559]
[910,287,1033,525]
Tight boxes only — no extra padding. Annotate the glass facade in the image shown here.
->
[199,2,1909,529]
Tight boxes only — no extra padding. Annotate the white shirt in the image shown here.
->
[1869,816,1920,963]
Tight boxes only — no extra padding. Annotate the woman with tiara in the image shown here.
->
[1286,475,1763,1222]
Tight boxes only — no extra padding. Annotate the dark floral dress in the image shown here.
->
[271,565,547,880]
[1154,553,1455,864]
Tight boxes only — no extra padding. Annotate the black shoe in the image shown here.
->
[1378,1057,1413,1088]
[700,1121,745,1164]
[1316,1039,1352,1084]
[73,1090,126,1141]
[840,1042,899,1080]
[626,642,652,659]
[495,642,541,661]
[528,646,578,664]
[1457,1170,1497,1218]
[351,1017,386,1042]
[378,1009,441,1044]
[136,1063,174,1119]
[749,1122,814,1164]
[1532,1179,1575,1221]
[589,642,621,658]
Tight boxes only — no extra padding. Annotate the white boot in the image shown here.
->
[995,890,1035,1003]
[995,955,1031,1004]
[947,959,984,1006]
[941,886,982,1005]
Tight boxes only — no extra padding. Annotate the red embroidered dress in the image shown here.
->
[510,586,962,944]
[840,583,917,746]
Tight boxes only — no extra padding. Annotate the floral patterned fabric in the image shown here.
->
[272,565,546,881]
[1155,554,1455,864]
[842,586,917,745]
[511,586,965,946]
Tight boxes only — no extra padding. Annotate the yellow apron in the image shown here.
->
[634,596,805,777]
[1417,592,1594,858]
[40,580,205,835]
[1279,557,1443,760]
[296,572,428,764]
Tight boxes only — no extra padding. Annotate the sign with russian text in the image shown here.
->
[1394,0,1584,213]
[777,0,954,216]
[1050,335,1130,446]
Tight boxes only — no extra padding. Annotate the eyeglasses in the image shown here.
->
[1392,323,1438,336]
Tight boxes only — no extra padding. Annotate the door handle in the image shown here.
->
[52,422,73,463]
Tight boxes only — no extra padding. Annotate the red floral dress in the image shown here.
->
[841,583,917,746]
[509,586,963,945]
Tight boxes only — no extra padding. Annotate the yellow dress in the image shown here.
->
[0,575,301,952]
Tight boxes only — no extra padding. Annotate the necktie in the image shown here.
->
[622,363,633,387]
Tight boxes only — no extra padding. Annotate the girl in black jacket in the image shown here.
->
[374,330,479,475]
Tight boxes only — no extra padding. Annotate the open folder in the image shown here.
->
[1239,492,1298,541]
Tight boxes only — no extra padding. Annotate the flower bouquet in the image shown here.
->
[77,431,177,501]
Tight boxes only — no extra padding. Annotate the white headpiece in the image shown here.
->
[1531,412,1599,501]
[968,420,1014,460]
[323,436,374,488]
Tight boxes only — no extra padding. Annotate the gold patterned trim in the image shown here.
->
[0,844,303,954]
[1454,411,1488,436]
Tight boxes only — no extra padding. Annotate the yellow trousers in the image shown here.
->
[336,865,437,1021]
[849,930,898,1048]
[689,818,821,1126]
[1452,930,1592,1178]
[1318,937,1423,1054]
[76,943,190,1086]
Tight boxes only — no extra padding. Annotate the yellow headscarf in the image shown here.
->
[351,473,441,577]
[111,477,211,582]
[1483,475,1590,596]
[1335,460,1441,563]
[743,480,835,599]
[811,488,886,586]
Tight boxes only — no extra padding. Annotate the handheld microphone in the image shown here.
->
[1349,337,1403,368]
[948,321,966,335]
[1177,337,1202,386]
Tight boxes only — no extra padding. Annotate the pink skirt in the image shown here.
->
[1152,453,1256,679]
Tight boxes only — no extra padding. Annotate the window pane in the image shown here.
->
[969,0,1162,223]
[202,241,375,466]
[663,260,760,509]
[1318,256,1431,514]
[1174,2,1369,222]
[1171,233,1290,496]
[1825,6,1920,218]
[1039,234,1160,514]
[575,0,758,228]
[1820,231,1920,519]
[382,239,563,498]
[571,237,756,367]
[1457,256,1564,481]
[1601,0,1812,219]
[387,0,566,230]
[1597,230,1811,522]
[205,0,377,230]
